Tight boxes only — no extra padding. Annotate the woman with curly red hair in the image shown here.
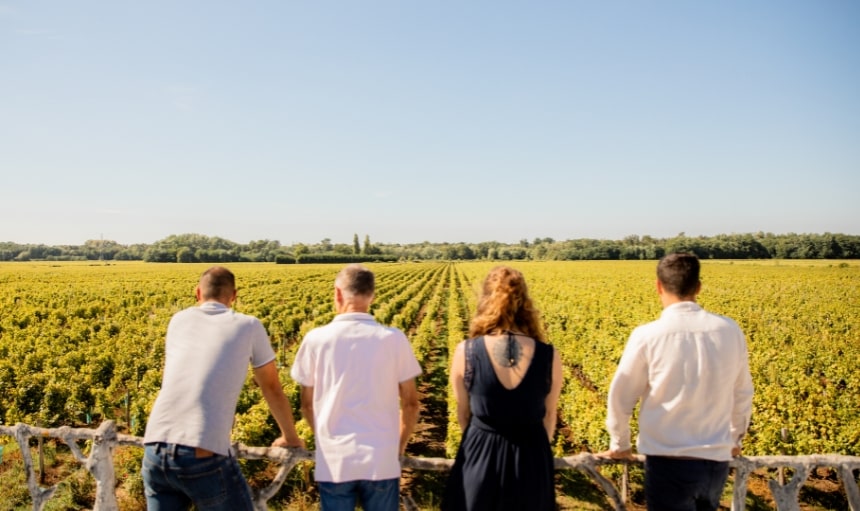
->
[442,266,563,510]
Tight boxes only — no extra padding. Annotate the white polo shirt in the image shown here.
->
[144,302,275,456]
[291,313,421,482]
[606,301,754,461]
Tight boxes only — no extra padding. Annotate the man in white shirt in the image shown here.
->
[291,264,421,511]
[600,253,754,511]
[142,266,304,510]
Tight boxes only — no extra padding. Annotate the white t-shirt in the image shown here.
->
[291,312,421,482]
[606,301,754,461]
[143,302,275,455]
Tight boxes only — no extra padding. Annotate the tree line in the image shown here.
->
[1,232,858,263]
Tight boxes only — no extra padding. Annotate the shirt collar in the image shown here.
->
[198,301,230,311]
[333,312,375,322]
[660,301,702,316]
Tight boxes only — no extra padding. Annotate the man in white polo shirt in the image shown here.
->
[142,266,304,510]
[600,253,754,511]
[291,264,421,511]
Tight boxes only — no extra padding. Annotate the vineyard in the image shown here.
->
[0,260,859,509]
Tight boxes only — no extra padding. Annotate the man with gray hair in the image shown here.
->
[291,264,421,510]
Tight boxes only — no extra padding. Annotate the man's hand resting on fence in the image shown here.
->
[595,449,635,460]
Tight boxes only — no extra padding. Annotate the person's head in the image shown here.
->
[469,266,545,340]
[656,252,701,304]
[196,266,237,306]
[334,264,375,313]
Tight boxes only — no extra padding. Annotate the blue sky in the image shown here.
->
[1,1,858,246]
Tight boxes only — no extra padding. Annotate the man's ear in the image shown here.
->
[195,285,202,302]
[655,279,663,295]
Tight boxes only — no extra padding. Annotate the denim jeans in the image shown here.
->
[644,456,731,511]
[142,442,254,511]
[318,478,400,511]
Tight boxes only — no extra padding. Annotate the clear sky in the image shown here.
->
[2,1,858,246]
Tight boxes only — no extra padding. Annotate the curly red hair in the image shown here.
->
[468,266,545,341]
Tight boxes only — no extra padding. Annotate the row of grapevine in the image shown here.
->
[1,259,857,460]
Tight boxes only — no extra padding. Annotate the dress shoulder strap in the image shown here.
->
[464,337,478,391]
[544,342,554,393]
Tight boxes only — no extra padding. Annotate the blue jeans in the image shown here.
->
[318,478,400,511]
[644,456,730,511]
[141,442,254,511]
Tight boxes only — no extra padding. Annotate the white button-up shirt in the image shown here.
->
[606,301,754,461]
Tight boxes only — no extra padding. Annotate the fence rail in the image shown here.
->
[2,421,859,511]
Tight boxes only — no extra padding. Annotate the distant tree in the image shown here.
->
[531,244,548,260]
[275,254,296,264]
[353,234,361,254]
[144,248,174,263]
[176,247,196,263]
[361,235,381,255]
[333,244,353,255]
[474,241,500,259]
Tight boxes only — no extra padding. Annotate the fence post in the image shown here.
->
[86,420,119,511]
[621,464,628,504]
[779,427,788,486]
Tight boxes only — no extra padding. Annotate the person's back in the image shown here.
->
[297,313,415,480]
[291,264,421,511]
[442,267,563,511]
[625,302,748,459]
[144,303,269,455]
[465,334,552,438]
[142,266,303,511]
[602,253,753,511]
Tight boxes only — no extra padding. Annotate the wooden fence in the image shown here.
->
[2,421,859,511]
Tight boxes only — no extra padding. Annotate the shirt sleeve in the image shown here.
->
[606,330,649,452]
[249,318,276,368]
[731,330,754,446]
[396,331,422,382]
[290,335,315,387]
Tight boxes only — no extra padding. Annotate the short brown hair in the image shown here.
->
[199,266,236,301]
[335,264,375,297]
[657,253,700,297]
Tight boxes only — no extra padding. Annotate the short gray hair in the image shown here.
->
[335,264,375,297]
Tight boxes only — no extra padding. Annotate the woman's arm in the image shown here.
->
[543,346,564,441]
[451,341,471,432]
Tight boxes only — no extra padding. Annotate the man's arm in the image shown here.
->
[300,385,315,433]
[253,361,304,448]
[398,378,420,455]
[731,333,754,456]
[598,334,648,459]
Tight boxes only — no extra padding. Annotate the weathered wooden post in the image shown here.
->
[14,424,56,511]
[86,420,119,511]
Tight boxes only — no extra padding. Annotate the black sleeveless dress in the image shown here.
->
[442,336,556,511]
